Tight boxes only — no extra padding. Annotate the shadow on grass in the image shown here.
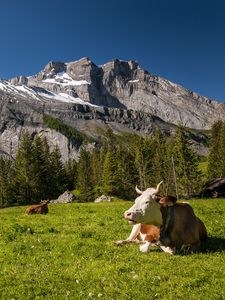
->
[201,236,225,253]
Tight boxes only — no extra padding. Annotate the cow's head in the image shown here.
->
[40,200,50,204]
[124,181,163,226]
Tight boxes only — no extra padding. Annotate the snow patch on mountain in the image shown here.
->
[39,90,99,106]
[43,72,90,86]
[128,79,139,83]
[0,80,99,107]
[0,80,40,100]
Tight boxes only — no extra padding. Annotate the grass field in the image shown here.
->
[0,199,225,300]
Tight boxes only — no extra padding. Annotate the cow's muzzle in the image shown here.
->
[124,211,137,224]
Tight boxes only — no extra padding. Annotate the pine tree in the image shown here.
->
[31,135,51,201]
[101,146,118,196]
[101,130,120,196]
[77,148,94,201]
[91,147,102,197]
[115,144,137,198]
[41,137,53,197]
[64,159,78,191]
[173,127,203,197]
[207,120,223,179]
[0,158,14,207]
[220,121,225,177]
[13,131,35,204]
[49,145,66,199]
[218,121,225,178]
[152,129,170,189]
[163,137,177,196]
[133,136,155,189]
[133,136,146,189]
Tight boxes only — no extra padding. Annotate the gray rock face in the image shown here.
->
[1,57,224,160]
[44,61,66,75]
[14,57,225,130]
[10,76,28,85]
[0,88,177,161]
[100,60,225,129]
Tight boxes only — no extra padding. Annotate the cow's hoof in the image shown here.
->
[140,242,151,253]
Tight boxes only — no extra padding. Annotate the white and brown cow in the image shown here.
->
[115,189,176,252]
[121,181,207,254]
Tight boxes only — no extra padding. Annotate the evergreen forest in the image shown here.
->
[0,119,224,207]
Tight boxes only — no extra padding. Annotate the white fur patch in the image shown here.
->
[140,242,152,253]
[160,246,174,255]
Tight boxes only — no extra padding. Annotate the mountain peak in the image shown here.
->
[3,57,225,130]
[1,56,225,161]
[43,61,66,75]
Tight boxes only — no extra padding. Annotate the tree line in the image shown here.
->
[0,125,207,207]
[207,120,225,179]
[0,132,66,207]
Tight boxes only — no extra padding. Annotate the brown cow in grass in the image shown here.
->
[119,182,207,254]
[26,200,50,215]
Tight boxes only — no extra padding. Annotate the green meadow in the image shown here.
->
[0,199,225,300]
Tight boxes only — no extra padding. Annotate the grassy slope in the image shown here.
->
[0,200,225,300]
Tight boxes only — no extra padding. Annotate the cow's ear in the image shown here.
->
[153,195,161,202]
[158,196,177,206]
[159,200,174,207]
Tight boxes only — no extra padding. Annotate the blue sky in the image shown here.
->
[0,0,225,102]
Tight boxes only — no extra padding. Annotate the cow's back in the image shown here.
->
[36,204,48,214]
[169,203,201,248]
[25,202,49,215]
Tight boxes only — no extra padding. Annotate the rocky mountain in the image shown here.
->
[1,57,224,160]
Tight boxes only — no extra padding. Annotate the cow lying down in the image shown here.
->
[25,200,50,215]
[116,181,207,255]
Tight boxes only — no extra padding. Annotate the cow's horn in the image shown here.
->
[154,181,163,195]
[135,186,143,195]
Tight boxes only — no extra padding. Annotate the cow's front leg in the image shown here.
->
[139,241,152,253]
[115,223,142,246]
